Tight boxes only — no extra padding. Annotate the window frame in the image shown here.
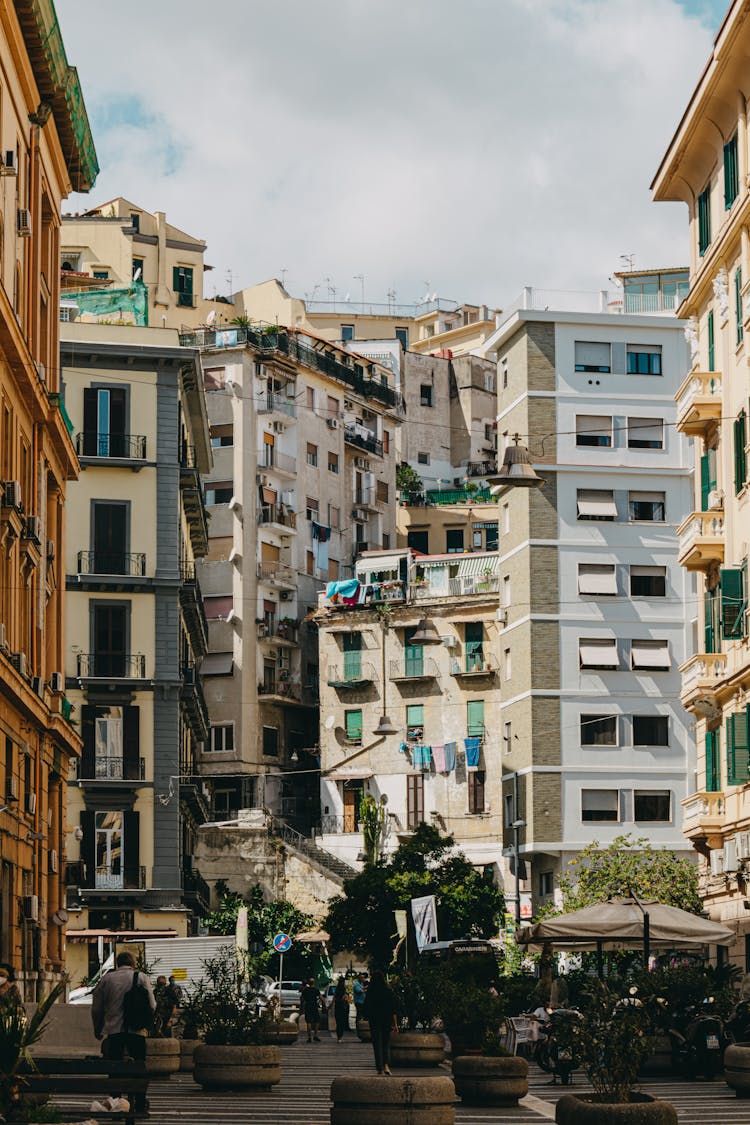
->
[581,788,620,823]
[580,714,618,747]
[632,715,669,747]
[633,789,671,823]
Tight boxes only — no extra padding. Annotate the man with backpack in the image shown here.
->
[91,951,156,1112]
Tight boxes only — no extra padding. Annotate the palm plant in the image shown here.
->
[0,979,66,1119]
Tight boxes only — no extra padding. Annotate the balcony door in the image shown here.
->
[465,622,484,671]
[404,627,424,677]
[343,781,363,832]
[343,632,362,680]
[83,386,126,457]
[95,811,123,888]
[93,603,127,677]
[93,502,127,574]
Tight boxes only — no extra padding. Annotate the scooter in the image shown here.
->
[669,997,725,1080]
[534,1008,582,1085]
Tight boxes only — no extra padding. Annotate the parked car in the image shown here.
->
[264,980,304,1009]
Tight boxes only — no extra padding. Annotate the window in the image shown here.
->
[382,534,390,549]
[579,639,619,670]
[698,185,711,255]
[377,480,389,503]
[465,623,484,671]
[94,811,123,887]
[406,704,424,742]
[341,324,354,342]
[468,771,486,814]
[306,550,314,575]
[706,729,721,792]
[631,640,670,670]
[209,723,234,753]
[581,714,617,746]
[467,700,485,737]
[727,710,750,786]
[574,341,611,373]
[173,266,194,307]
[132,255,144,279]
[581,789,619,823]
[203,367,225,392]
[720,566,746,639]
[577,563,617,596]
[725,134,739,209]
[626,346,662,375]
[328,558,339,580]
[577,489,617,521]
[328,453,339,474]
[446,528,464,554]
[417,452,430,465]
[200,652,234,676]
[383,430,390,454]
[130,213,140,233]
[485,522,499,550]
[210,424,233,448]
[503,647,511,679]
[634,790,671,822]
[408,530,429,553]
[630,565,666,598]
[306,443,318,468]
[576,415,612,447]
[82,386,127,457]
[504,792,514,826]
[737,267,744,346]
[262,726,279,757]
[327,395,338,419]
[306,386,315,411]
[420,384,433,407]
[344,710,363,744]
[539,871,554,898]
[92,270,109,280]
[627,418,663,449]
[306,497,319,521]
[407,774,424,828]
[92,603,128,678]
[328,504,340,529]
[633,716,669,746]
[708,310,715,372]
[628,491,665,522]
[91,501,128,575]
[395,328,408,349]
[205,482,233,505]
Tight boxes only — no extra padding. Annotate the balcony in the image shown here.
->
[93,865,146,891]
[450,649,497,678]
[677,511,725,571]
[449,574,499,597]
[182,858,211,912]
[259,450,296,477]
[675,371,722,436]
[682,790,724,845]
[259,506,297,534]
[180,447,209,556]
[258,679,305,705]
[76,653,146,680]
[419,486,493,506]
[679,652,728,710]
[77,551,147,577]
[181,664,210,743]
[259,620,300,647]
[75,432,147,461]
[257,561,296,589]
[465,460,497,478]
[179,562,209,658]
[327,662,377,688]
[390,657,439,682]
[77,755,146,783]
[344,425,383,458]
[180,779,211,826]
[258,392,297,420]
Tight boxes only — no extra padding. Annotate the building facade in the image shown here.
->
[60,323,212,983]
[315,547,502,872]
[652,0,750,968]
[0,0,97,994]
[176,323,400,830]
[479,292,695,920]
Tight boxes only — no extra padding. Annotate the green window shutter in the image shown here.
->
[734,412,747,494]
[727,710,750,787]
[708,310,715,372]
[698,187,711,256]
[704,589,719,653]
[343,632,362,678]
[721,567,746,638]
[345,710,362,740]
[467,700,485,737]
[724,135,739,209]
[406,704,424,728]
[700,453,714,510]
[737,267,744,345]
[173,266,181,292]
[706,729,721,792]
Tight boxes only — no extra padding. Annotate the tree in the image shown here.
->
[325,824,504,968]
[396,463,423,494]
[202,881,315,976]
[550,834,701,916]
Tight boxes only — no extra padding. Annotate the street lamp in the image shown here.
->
[490,434,544,492]
[373,606,399,736]
[511,817,527,926]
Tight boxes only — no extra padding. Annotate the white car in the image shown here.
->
[264,980,304,1009]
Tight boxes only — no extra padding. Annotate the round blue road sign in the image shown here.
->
[273,932,292,953]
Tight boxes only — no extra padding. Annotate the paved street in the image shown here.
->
[52,1034,750,1123]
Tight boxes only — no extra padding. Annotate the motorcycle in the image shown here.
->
[668,997,725,1080]
[534,1007,582,1085]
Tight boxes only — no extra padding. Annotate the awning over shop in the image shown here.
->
[456,555,499,577]
[67,929,178,943]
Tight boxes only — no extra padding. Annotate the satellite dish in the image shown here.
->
[422,292,431,303]
[206,309,216,326]
[324,715,336,730]
[132,268,142,282]
[344,292,351,302]
[430,292,438,302]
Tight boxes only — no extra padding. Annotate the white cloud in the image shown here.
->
[56,0,712,308]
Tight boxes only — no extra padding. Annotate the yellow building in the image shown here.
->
[653,0,750,967]
[0,0,97,995]
[60,323,212,984]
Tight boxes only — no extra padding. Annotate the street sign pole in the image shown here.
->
[272,933,292,1017]
[277,950,283,1015]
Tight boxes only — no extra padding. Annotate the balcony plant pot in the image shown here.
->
[356,1017,371,1042]
[452,1054,528,1106]
[145,1036,180,1076]
[724,1043,750,1096]
[330,1074,456,1125]
[390,1030,446,1068]
[193,1043,281,1090]
[263,1019,299,1046]
[555,1092,677,1124]
[178,1038,202,1072]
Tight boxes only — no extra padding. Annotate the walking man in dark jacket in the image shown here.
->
[91,951,156,1111]
[362,970,398,1075]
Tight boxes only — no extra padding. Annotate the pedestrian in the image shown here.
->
[91,951,155,1113]
[300,978,323,1042]
[361,969,398,1075]
[353,973,366,1021]
[153,974,178,1037]
[0,962,23,1013]
[333,976,349,1042]
[168,975,184,1006]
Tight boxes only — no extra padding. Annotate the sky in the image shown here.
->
[56,0,728,311]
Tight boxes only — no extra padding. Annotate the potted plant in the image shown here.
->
[434,976,504,1058]
[190,953,280,1091]
[0,979,65,1121]
[452,1029,529,1107]
[554,982,677,1124]
[390,967,446,1067]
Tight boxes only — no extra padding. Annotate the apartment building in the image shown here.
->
[0,1,97,994]
[315,547,502,871]
[176,323,399,830]
[652,0,750,968]
[61,198,227,329]
[60,323,212,983]
[478,288,694,920]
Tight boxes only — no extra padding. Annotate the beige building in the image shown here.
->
[176,323,400,831]
[653,0,750,968]
[61,198,228,329]
[314,547,502,872]
[60,323,212,984]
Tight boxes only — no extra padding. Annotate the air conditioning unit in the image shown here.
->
[708,489,724,511]
[49,849,58,873]
[352,508,368,522]
[26,792,36,815]
[442,635,458,649]
[725,837,739,873]
[10,652,27,677]
[272,421,285,434]
[326,418,339,430]
[31,676,43,697]
[22,895,39,922]
[496,608,508,626]
[5,775,18,801]
[22,515,41,542]
[16,209,31,237]
[1,151,17,176]
[49,671,64,694]
[0,624,7,652]
[280,590,291,601]
[710,849,725,877]
[2,480,21,509]
[738,832,750,861]
[354,457,370,470]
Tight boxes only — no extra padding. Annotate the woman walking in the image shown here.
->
[333,976,349,1042]
[361,970,398,1075]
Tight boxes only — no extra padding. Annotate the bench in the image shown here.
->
[19,1057,149,1125]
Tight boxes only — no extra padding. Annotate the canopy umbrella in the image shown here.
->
[516,897,733,974]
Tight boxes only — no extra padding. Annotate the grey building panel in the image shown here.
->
[151,683,181,888]
[156,369,180,581]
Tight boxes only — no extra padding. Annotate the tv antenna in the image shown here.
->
[619,253,636,273]
[354,274,365,308]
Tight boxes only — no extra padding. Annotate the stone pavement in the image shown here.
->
[51,1031,750,1123]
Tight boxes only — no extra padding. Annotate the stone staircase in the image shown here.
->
[269,817,357,883]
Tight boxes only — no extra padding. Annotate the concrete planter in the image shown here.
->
[452,1054,528,1106]
[330,1075,456,1125]
[145,1037,180,1076]
[555,1093,678,1124]
[725,1043,750,1097]
[356,1018,371,1042]
[390,1031,446,1068]
[264,1020,299,1046]
[193,1043,281,1090]
[178,1038,202,1072]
